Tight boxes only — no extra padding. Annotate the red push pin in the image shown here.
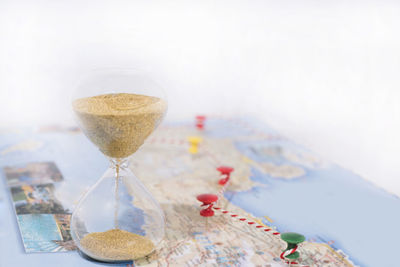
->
[197,194,218,217]
[195,115,206,130]
[216,166,234,185]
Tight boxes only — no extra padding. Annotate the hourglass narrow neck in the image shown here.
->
[109,158,129,170]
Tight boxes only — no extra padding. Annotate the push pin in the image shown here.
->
[196,194,218,217]
[280,232,305,265]
[216,166,234,185]
[188,136,202,155]
[195,115,206,130]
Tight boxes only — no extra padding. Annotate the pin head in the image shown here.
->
[197,194,218,205]
[217,166,234,175]
[280,232,305,245]
[188,136,202,145]
[196,115,206,121]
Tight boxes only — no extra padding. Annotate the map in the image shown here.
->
[0,117,399,267]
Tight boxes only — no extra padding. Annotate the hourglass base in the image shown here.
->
[78,248,157,264]
[77,249,133,264]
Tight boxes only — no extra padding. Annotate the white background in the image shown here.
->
[1,0,399,195]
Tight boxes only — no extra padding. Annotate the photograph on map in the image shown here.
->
[10,183,69,215]
[17,213,76,253]
[4,162,63,187]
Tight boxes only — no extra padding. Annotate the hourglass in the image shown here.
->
[70,70,167,262]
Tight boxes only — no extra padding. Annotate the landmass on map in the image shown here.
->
[130,123,355,266]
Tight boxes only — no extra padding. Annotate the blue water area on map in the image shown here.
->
[226,139,400,267]
[205,117,278,138]
[235,139,320,167]
[17,214,62,252]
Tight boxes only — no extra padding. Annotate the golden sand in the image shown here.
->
[80,229,155,261]
[72,93,167,158]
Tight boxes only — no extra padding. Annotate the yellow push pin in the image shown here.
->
[188,136,202,155]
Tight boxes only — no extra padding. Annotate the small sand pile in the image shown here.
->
[80,229,155,261]
[72,93,167,158]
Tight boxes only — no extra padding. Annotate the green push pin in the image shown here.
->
[280,232,305,261]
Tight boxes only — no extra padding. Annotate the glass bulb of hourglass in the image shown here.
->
[70,69,167,262]
[71,159,164,261]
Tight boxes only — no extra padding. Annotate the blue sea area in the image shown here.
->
[205,117,277,138]
[226,140,400,267]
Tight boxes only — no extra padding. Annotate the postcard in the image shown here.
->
[3,162,76,253]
